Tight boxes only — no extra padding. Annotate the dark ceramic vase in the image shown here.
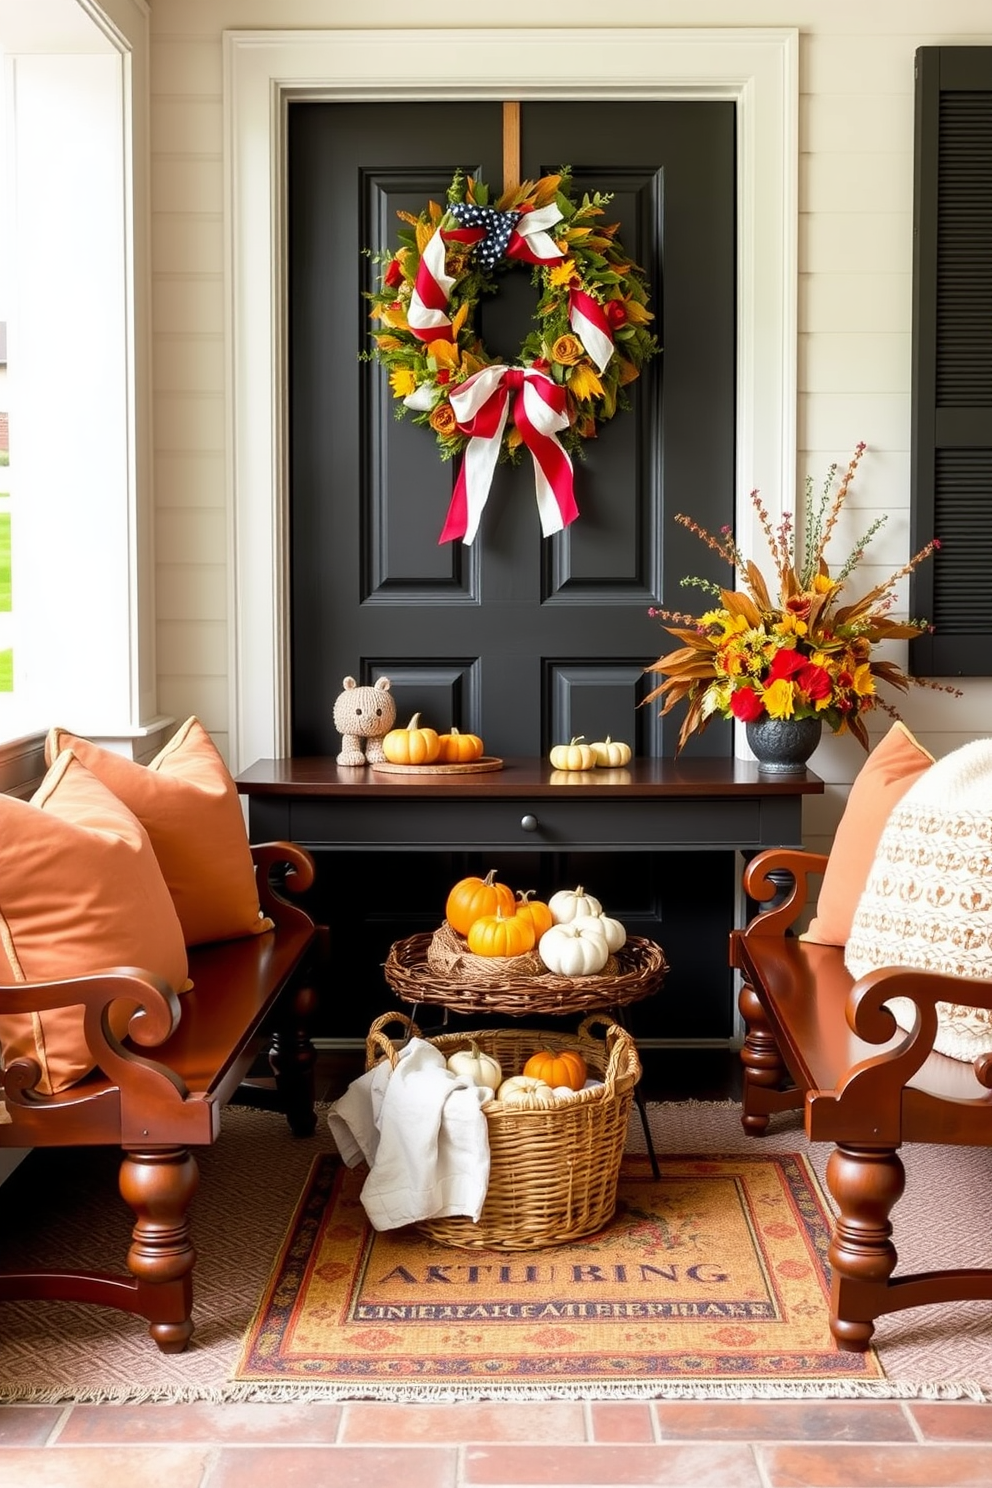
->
[745,715,823,775]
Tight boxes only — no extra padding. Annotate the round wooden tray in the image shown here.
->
[370,756,503,776]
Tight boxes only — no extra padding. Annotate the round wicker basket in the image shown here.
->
[365,1012,642,1250]
[383,928,668,1018]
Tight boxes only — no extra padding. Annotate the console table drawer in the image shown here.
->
[277,796,765,851]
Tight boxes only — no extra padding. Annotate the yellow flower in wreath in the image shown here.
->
[568,363,605,401]
[388,368,418,399]
[549,258,578,287]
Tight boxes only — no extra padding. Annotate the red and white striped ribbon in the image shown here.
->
[439,366,578,545]
[406,203,615,373]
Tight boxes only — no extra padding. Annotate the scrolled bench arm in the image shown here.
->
[251,841,317,930]
[807,965,992,1142]
[740,848,830,939]
[1,969,186,1111]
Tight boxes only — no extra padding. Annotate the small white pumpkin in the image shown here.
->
[590,736,633,768]
[548,736,597,772]
[496,1074,557,1109]
[548,885,603,923]
[538,921,610,976]
[446,1041,502,1092]
[572,911,627,953]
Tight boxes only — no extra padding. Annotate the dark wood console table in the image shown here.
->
[236,757,823,1046]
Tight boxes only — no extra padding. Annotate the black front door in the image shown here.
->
[287,100,738,1043]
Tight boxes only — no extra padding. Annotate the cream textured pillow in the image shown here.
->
[845,738,992,1061]
[46,718,272,948]
[0,751,190,1095]
[803,722,934,946]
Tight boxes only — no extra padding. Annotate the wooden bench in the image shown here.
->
[0,742,325,1352]
[732,847,992,1351]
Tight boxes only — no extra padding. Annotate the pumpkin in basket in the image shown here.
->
[496,1075,557,1109]
[572,910,627,953]
[523,1048,588,1091]
[467,907,536,958]
[513,890,554,939]
[445,869,515,936]
[538,920,610,976]
[446,1041,502,1092]
[548,885,603,923]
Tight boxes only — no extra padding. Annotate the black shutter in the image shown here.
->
[910,47,992,676]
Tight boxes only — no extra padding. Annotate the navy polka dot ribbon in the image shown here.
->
[448,202,521,270]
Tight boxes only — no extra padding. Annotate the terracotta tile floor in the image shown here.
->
[6,1397,992,1485]
[6,1052,992,1485]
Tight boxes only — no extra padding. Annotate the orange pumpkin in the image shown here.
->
[513,890,554,939]
[467,907,536,958]
[523,1048,588,1091]
[382,712,441,765]
[437,727,485,763]
[445,869,515,936]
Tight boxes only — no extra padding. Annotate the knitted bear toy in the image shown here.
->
[333,676,396,767]
[845,737,992,1061]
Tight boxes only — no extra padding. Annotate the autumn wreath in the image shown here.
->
[366,168,658,543]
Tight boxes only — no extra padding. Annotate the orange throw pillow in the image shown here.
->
[46,718,273,948]
[0,752,189,1095]
[802,721,934,946]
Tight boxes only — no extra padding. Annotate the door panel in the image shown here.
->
[289,100,735,760]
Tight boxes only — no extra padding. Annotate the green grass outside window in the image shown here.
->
[0,512,10,610]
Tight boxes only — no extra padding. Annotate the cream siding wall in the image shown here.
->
[149,1,992,831]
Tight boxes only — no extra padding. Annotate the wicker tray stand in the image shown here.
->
[366,1012,642,1251]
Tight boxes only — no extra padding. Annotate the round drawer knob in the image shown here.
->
[520,813,539,832]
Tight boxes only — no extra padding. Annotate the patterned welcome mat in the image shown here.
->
[235,1149,884,1397]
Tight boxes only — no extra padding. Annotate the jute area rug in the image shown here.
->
[0,1101,991,1403]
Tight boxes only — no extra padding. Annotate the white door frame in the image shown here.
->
[224,27,798,772]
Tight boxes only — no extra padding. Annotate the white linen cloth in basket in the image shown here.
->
[327,1038,491,1230]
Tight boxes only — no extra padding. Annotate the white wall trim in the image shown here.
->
[224,26,798,773]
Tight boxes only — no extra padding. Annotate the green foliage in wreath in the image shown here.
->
[365,168,658,463]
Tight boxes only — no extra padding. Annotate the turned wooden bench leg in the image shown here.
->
[738,981,802,1135]
[119,1147,200,1353]
[825,1142,905,1351]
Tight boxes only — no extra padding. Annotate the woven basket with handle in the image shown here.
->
[364,1011,642,1250]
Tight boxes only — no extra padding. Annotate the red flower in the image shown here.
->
[383,257,404,289]
[766,648,807,682]
[796,662,832,701]
[730,688,765,722]
[436,369,451,385]
[606,299,628,329]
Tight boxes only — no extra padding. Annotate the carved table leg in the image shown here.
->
[825,1142,905,1351]
[269,979,319,1137]
[119,1147,200,1353]
[738,981,795,1135]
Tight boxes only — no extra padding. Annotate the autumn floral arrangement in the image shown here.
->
[645,443,958,751]
[365,167,658,466]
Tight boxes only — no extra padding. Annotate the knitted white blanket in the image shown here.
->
[845,737,992,1061]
